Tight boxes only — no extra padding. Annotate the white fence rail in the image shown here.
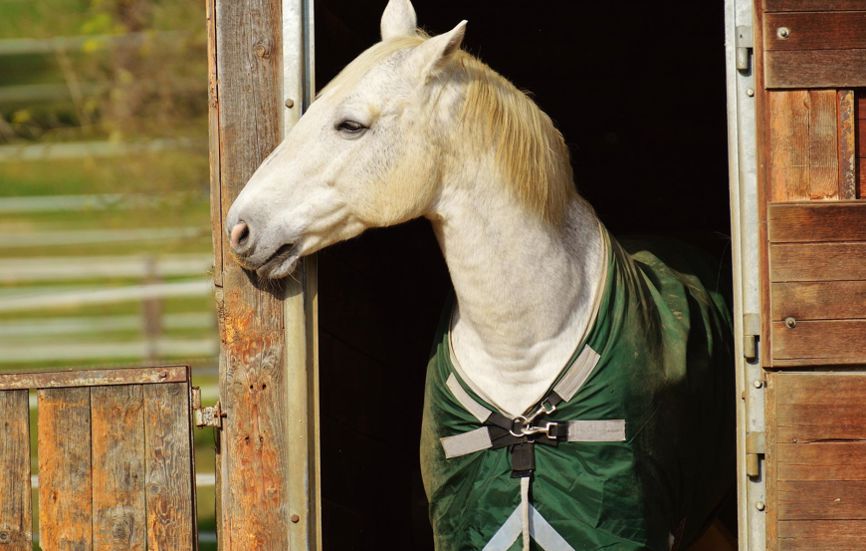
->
[0,312,213,337]
[0,253,212,282]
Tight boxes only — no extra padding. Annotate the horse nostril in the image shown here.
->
[230,222,251,251]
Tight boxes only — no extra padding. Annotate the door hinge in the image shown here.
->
[743,313,760,361]
[192,386,223,429]
[735,25,753,72]
[745,430,766,478]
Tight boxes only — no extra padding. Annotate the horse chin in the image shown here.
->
[255,248,300,279]
[258,254,300,279]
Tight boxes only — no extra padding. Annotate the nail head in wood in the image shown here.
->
[285,98,295,109]
[290,514,300,523]
[776,27,790,39]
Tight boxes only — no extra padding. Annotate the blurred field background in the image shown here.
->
[0,0,217,546]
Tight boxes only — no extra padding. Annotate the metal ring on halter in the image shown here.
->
[509,415,529,437]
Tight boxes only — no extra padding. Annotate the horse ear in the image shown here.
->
[381,0,417,40]
[414,20,467,77]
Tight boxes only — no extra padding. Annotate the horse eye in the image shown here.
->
[336,120,368,135]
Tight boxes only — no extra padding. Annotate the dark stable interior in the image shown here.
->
[314,1,730,548]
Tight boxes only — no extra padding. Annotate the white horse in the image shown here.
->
[226,1,734,549]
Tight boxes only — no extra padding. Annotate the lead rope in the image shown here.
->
[520,476,531,551]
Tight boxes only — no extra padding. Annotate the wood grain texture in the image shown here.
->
[0,390,32,550]
[206,0,222,287]
[772,280,866,321]
[765,12,866,51]
[768,373,866,549]
[776,442,866,480]
[778,520,866,549]
[766,49,866,89]
[767,91,839,201]
[768,91,810,202]
[211,0,294,548]
[38,387,93,550]
[808,91,841,199]
[768,202,866,243]
[837,91,857,199]
[764,0,866,10]
[91,385,146,551]
[0,365,188,390]
[778,480,866,520]
[859,91,865,197]
[144,382,195,550]
[770,242,866,281]
[771,320,866,363]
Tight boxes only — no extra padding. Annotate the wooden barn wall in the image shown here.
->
[757,1,866,548]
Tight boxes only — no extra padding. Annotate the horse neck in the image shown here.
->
[428,156,606,416]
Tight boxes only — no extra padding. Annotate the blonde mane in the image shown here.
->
[455,52,575,225]
[321,34,576,225]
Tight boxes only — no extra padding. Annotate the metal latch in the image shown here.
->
[743,313,760,361]
[192,387,223,429]
[736,25,753,72]
[746,431,766,478]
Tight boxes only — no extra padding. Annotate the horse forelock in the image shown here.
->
[319,33,576,226]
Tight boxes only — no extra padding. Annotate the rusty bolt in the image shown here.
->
[159,371,168,379]
[777,27,790,39]
[0,531,11,544]
[290,514,301,523]
[785,317,797,329]
[285,98,295,109]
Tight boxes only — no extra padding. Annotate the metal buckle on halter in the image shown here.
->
[509,419,560,439]
[523,399,558,426]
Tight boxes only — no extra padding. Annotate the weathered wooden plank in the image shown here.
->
[776,442,866,480]
[0,365,188,390]
[778,480,866,520]
[770,242,866,281]
[772,320,866,364]
[144,382,195,550]
[837,91,857,199]
[778,520,866,550]
[773,372,866,405]
[0,390,32,550]
[765,0,866,10]
[776,402,866,441]
[38,387,93,549]
[808,91,840,199]
[768,202,866,243]
[772,281,866,321]
[857,91,865,197]
[206,0,222,287]
[768,91,810,202]
[91,385,146,551]
[211,0,294,547]
[765,12,866,51]
[766,49,866,89]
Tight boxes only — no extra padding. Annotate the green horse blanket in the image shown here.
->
[420,228,734,550]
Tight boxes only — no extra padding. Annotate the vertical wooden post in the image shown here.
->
[207,0,319,548]
[0,390,32,550]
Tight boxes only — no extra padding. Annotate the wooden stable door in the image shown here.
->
[756,1,866,549]
[0,366,197,550]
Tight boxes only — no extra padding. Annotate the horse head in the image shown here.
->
[226,0,467,279]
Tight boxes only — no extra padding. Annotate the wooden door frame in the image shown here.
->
[207,0,320,548]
